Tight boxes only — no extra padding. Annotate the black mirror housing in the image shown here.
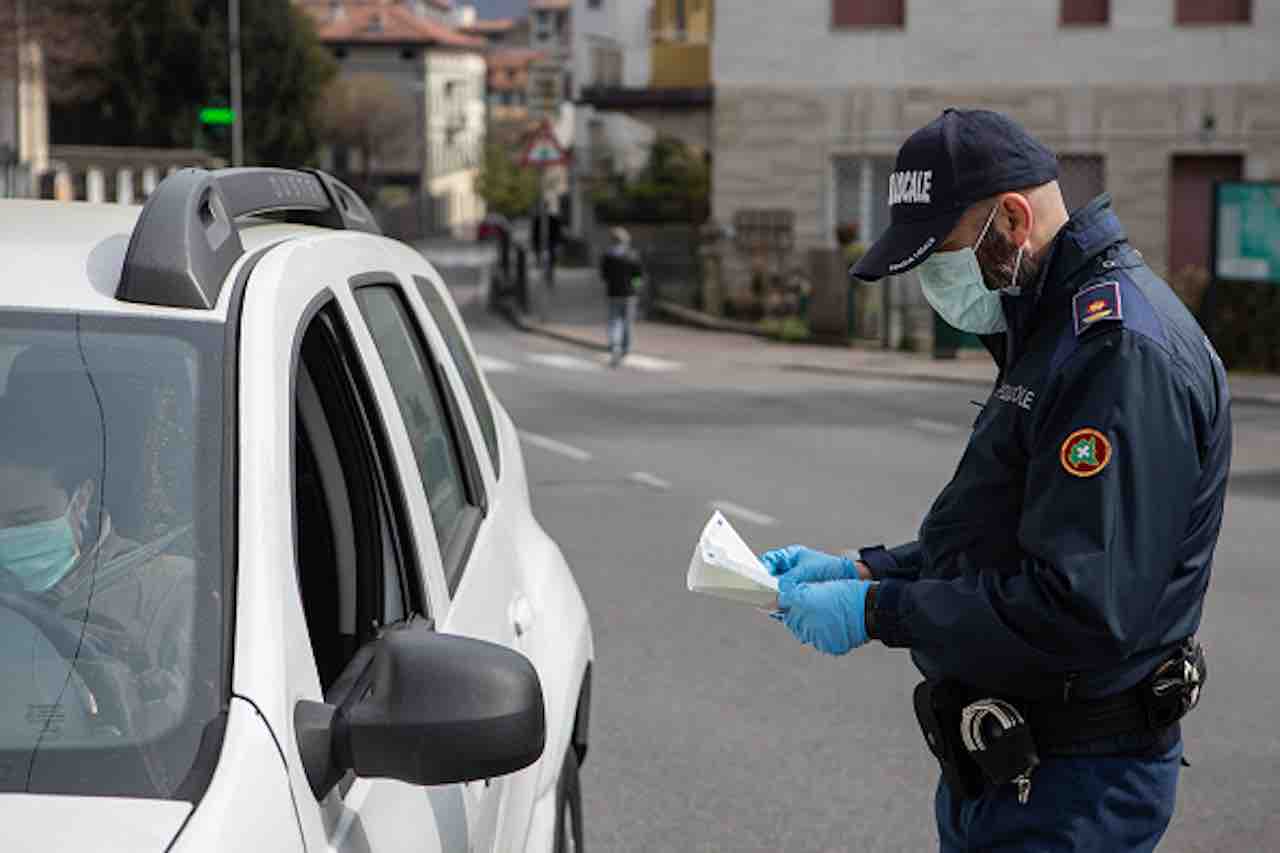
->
[297,624,546,797]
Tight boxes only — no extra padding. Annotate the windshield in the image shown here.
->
[0,312,224,800]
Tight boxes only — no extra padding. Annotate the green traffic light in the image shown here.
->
[199,107,236,126]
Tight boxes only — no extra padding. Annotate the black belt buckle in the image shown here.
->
[913,680,985,800]
[1142,639,1207,729]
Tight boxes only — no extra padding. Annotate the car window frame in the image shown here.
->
[411,273,502,480]
[289,294,430,690]
[348,275,487,596]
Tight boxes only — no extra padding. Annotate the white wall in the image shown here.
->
[568,0,658,237]
[716,0,1280,87]
[572,0,650,97]
[427,50,487,180]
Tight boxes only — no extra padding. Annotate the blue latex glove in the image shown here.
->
[777,579,872,655]
[760,545,858,585]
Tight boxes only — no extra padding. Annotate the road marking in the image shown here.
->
[477,354,518,373]
[527,352,603,372]
[910,417,961,435]
[710,500,777,527]
[519,431,593,462]
[628,471,672,491]
[622,353,684,372]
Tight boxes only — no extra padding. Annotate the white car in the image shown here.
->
[0,168,593,853]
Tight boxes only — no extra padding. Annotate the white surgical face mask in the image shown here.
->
[916,206,1024,335]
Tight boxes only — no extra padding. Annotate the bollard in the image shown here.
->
[515,246,529,315]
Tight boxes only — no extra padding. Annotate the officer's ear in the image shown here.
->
[996,192,1035,250]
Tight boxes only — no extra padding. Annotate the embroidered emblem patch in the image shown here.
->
[1060,428,1112,478]
[1073,281,1123,336]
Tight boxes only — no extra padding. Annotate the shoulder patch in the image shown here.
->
[1060,428,1112,478]
[1073,281,1123,336]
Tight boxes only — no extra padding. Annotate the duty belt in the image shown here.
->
[914,638,1206,802]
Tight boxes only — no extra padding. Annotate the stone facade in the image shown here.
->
[715,83,1280,276]
[711,1,1280,345]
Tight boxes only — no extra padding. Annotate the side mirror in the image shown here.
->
[295,622,546,799]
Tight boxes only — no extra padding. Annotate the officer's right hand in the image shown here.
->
[760,545,860,585]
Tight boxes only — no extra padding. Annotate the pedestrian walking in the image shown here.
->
[600,227,644,367]
[762,109,1229,852]
[533,211,562,288]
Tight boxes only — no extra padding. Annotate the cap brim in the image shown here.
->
[850,207,966,282]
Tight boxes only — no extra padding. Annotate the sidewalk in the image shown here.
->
[497,263,1280,406]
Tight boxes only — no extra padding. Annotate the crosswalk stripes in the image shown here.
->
[476,355,518,374]
[526,352,604,372]
[478,349,686,375]
[621,353,683,372]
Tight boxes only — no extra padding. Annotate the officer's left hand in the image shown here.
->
[777,579,872,656]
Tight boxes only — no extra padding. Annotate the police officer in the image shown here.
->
[762,109,1230,851]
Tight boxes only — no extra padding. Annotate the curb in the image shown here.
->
[496,298,609,352]
[777,362,994,389]
[1233,392,1280,408]
[493,295,1280,407]
[650,299,773,338]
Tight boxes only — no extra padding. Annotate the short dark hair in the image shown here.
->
[0,345,104,492]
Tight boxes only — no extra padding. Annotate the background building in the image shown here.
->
[572,0,713,252]
[0,23,47,198]
[301,0,488,237]
[530,0,573,118]
[457,5,530,48]
[486,48,546,124]
[714,0,1280,346]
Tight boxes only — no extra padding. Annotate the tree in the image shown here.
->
[0,0,113,102]
[316,72,417,195]
[474,142,540,219]
[593,136,710,223]
[49,0,336,164]
[52,0,218,148]
[232,0,337,165]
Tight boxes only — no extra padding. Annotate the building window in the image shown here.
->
[1176,0,1251,24]
[1060,0,1108,26]
[832,0,905,29]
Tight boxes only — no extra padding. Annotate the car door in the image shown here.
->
[287,298,472,853]
[389,267,556,852]
[344,277,512,852]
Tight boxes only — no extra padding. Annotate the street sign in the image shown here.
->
[520,123,569,169]
[1213,181,1280,285]
[199,107,236,126]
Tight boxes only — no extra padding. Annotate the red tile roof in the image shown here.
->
[461,17,516,34]
[299,1,485,49]
[488,48,546,68]
[486,49,545,90]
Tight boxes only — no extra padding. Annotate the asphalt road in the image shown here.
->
[458,292,1280,853]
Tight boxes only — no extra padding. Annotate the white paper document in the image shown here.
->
[686,511,779,608]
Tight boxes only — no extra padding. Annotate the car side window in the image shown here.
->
[413,275,501,478]
[354,284,485,594]
[293,302,427,692]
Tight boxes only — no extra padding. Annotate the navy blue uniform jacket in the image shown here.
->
[862,196,1232,701]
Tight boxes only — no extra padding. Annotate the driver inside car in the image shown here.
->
[0,345,197,746]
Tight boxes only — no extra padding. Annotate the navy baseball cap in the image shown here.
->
[851,109,1060,282]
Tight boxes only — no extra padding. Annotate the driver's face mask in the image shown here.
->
[0,500,81,592]
[915,205,1024,335]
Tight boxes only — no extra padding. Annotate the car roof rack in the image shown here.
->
[117,166,382,310]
